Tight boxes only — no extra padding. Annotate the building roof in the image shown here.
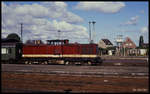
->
[2,33,21,43]
[7,33,21,41]
[101,39,113,45]
[121,37,136,48]
[2,38,20,43]
[46,39,69,42]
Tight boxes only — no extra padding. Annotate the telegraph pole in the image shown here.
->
[89,21,91,43]
[92,21,96,43]
[20,23,23,42]
[58,30,61,40]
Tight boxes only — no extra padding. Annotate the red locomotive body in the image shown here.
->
[22,40,102,65]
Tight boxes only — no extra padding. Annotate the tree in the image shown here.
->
[139,35,144,47]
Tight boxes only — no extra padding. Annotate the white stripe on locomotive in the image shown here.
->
[22,54,97,58]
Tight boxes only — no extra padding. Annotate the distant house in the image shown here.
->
[98,39,113,49]
[98,39,114,55]
[121,37,136,49]
[120,37,139,56]
[139,35,149,49]
[141,43,149,48]
[138,43,149,56]
[137,35,149,56]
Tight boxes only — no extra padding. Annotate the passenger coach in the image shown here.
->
[1,33,22,63]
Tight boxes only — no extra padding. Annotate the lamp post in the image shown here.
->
[92,21,96,43]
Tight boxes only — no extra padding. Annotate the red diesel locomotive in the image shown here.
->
[22,39,102,65]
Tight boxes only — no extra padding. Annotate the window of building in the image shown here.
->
[126,43,128,46]
[129,43,132,46]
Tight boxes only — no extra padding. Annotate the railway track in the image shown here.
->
[2,63,149,93]
[2,64,148,77]
[2,71,149,93]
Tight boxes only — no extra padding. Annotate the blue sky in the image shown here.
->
[2,1,149,46]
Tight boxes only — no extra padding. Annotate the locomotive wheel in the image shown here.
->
[88,61,91,65]
[65,61,69,65]
[44,61,48,64]
[82,62,89,66]
[28,61,32,64]
[75,62,81,65]
[66,61,69,65]
[25,61,29,64]
[96,62,102,66]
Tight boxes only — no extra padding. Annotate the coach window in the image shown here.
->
[8,48,12,54]
[19,49,22,54]
[2,48,7,54]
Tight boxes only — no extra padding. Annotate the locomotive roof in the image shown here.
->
[23,43,98,46]
[46,39,69,42]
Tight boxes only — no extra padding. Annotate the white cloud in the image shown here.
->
[41,2,67,8]
[2,2,87,43]
[40,2,83,23]
[141,26,148,33]
[120,15,139,26]
[60,12,83,24]
[2,2,83,23]
[75,2,125,13]
[140,10,145,14]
